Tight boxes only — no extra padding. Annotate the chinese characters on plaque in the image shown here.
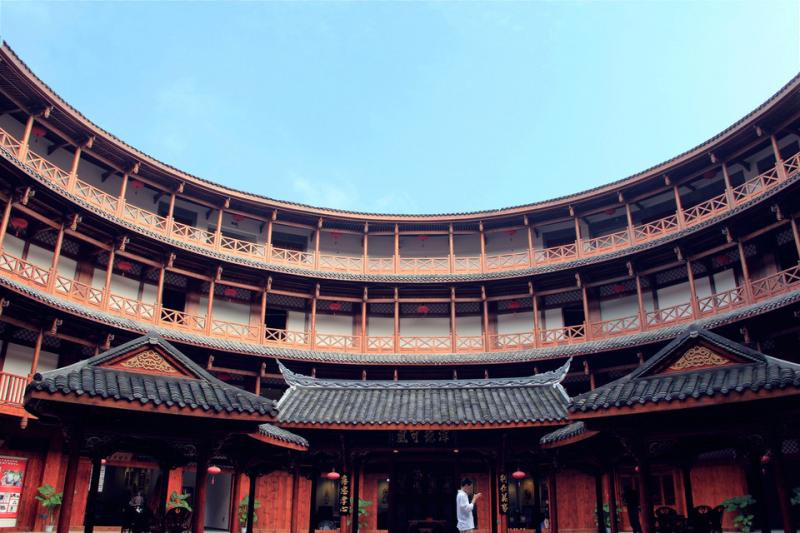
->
[498,473,509,514]
[339,474,351,515]
[392,430,450,446]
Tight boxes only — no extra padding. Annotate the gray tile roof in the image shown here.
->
[539,422,590,446]
[27,334,278,417]
[276,360,571,427]
[257,423,309,448]
[569,327,800,414]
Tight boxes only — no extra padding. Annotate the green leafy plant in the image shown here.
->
[35,484,63,526]
[721,495,756,533]
[238,496,262,528]
[593,503,622,529]
[791,487,800,506]
[167,491,193,512]
[347,498,372,528]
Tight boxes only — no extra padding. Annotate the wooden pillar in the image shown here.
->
[673,184,685,227]
[28,330,44,379]
[17,114,35,160]
[532,469,542,533]
[193,449,211,533]
[259,284,268,341]
[498,436,508,533]
[363,223,369,274]
[351,459,361,533]
[525,216,535,265]
[166,190,177,233]
[0,197,13,251]
[636,455,655,533]
[573,213,582,257]
[790,217,800,259]
[686,260,700,318]
[625,203,635,242]
[581,283,591,339]
[635,274,647,330]
[607,467,618,533]
[770,431,796,533]
[290,467,301,533]
[158,462,171,519]
[737,240,753,303]
[116,173,129,216]
[67,146,83,191]
[531,285,540,347]
[229,470,242,533]
[206,278,216,334]
[481,286,490,350]
[83,455,103,533]
[595,472,605,533]
[680,462,694,515]
[155,264,166,316]
[246,471,257,533]
[548,469,558,533]
[314,218,322,270]
[361,289,368,352]
[56,431,81,533]
[265,210,275,262]
[48,224,66,290]
[747,451,770,533]
[393,224,399,274]
[479,221,486,271]
[310,285,318,349]
[393,287,399,351]
[721,163,735,206]
[771,134,788,180]
[450,287,457,352]
[448,223,455,273]
[100,248,116,309]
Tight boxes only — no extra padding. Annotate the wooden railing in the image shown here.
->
[1,249,800,355]
[2,122,797,277]
[0,372,26,408]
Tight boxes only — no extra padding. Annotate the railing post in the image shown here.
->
[673,182,686,228]
[17,114,35,161]
[47,224,65,291]
[738,240,754,303]
[525,216,535,267]
[479,221,486,272]
[393,224,399,274]
[363,222,369,274]
[771,134,788,181]
[531,282,540,348]
[448,223,455,273]
[165,189,177,235]
[101,248,116,310]
[686,260,700,319]
[314,218,322,270]
[721,163,736,207]
[155,263,166,324]
[393,287,400,352]
[625,202,635,242]
[0,197,13,251]
[265,210,275,263]
[450,287,457,352]
[310,285,318,349]
[581,281,591,340]
[67,146,82,192]
[214,204,225,251]
[116,173,129,217]
[361,288,368,352]
[572,208,583,257]
[205,276,216,335]
[635,274,647,331]
[791,217,800,259]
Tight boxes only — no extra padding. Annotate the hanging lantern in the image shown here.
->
[222,287,237,299]
[31,125,47,138]
[703,169,718,180]
[330,231,343,241]
[716,254,731,266]
[231,213,245,223]
[100,458,108,465]
[130,179,145,190]
[208,465,222,485]
[326,468,341,481]
[505,229,517,238]
[511,469,526,480]
[760,453,772,466]
[416,305,430,315]
[508,300,522,311]
[9,217,28,235]
[417,235,429,242]
[329,302,342,313]
[116,260,134,274]
[613,283,626,295]
[634,465,640,473]
[604,207,617,216]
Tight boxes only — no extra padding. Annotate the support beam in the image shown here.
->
[548,469,558,533]
[83,455,103,533]
[192,448,211,533]
[636,455,655,533]
[595,471,605,533]
[56,430,81,533]
[246,471,257,533]
[607,467,618,533]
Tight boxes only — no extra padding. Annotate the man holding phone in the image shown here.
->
[456,478,482,533]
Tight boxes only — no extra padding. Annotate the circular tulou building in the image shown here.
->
[0,43,798,533]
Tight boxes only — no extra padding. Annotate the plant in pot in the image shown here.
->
[347,499,372,529]
[721,495,756,533]
[593,502,622,532]
[167,491,193,512]
[35,484,63,533]
[238,496,261,533]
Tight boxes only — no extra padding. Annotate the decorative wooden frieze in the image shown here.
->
[669,346,731,371]
[117,350,179,375]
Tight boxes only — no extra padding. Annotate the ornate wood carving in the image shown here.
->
[117,350,179,375]
[669,346,730,371]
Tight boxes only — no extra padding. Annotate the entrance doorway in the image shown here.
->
[390,463,459,533]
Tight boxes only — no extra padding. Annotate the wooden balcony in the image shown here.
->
[0,371,26,408]
[1,250,799,357]
[1,124,797,279]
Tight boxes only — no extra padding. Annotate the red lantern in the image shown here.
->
[9,217,28,233]
[326,469,341,481]
[512,470,526,480]
[604,208,617,216]
[703,169,718,180]
[508,300,522,311]
[116,260,133,273]
[231,214,245,223]
[222,287,237,298]
[760,453,772,466]
[330,231,343,241]
[417,235,429,242]
[208,465,222,475]
[329,302,342,312]
[613,283,626,295]
[31,125,47,138]
[634,465,640,473]
[130,179,145,190]
[416,305,430,315]
[504,229,517,237]
[716,254,731,266]
[100,458,108,465]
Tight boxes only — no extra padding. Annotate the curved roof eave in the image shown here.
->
[2,42,799,221]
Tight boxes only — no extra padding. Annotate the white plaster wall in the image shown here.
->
[287,310,307,331]
[110,274,143,301]
[367,316,393,336]
[25,243,52,270]
[399,317,450,336]
[398,236,448,257]
[485,231,528,254]
[0,114,26,139]
[453,234,481,255]
[542,308,564,329]
[367,236,394,257]
[3,235,24,257]
[599,295,640,321]
[198,296,251,323]
[455,315,482,335]
[497,312,533,333]
[2,342,58,376]
[319,233,362,256]
[714,269,737,291]
[316,314,354,335]
[656,282,692,308]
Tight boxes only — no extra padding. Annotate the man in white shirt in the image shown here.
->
[456,478,482,533]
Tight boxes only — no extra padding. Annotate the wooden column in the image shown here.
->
[479,222,486,271]
[206,278,216,335]
[393,224,399,274]
[265,210,276,262]
[214,207,225,249]
[361,289,368,352]
[193,449,211,533]
[0,197,13,251]
[635,274,647,330]
[481,286,491,350]
[229,470,242,533]
[771,134,787,180]
[790,217,800,259]
[155,264,166,316]
[101,248,116,309]
[498,436,508,533]
[548,469,558,533]
[448,223,455,273]
[351,459,361,533]
[28,330,44,379]
[290,467,301,533]
[310,286,318,349]
[625,203,635,242]
[116,173,129,216]
[259,282,268,341]
[721,163,735,207]
[636,455,655,533]
[158,462,172,519]
[314,218,322,270]
[673,184,685,228]
[680,462,694,515]
[67,146,83,191]
[525,216,535,266]
[581,283,591,339]
[47,224,66,290]
[166,190,177,233]
[607,467,618,533]
[363,223,369,274]
[393,287,400,351]
[737,241,753,303]
[594,472,605,533]
[532,469,542,533]
[83,455,103,533]
[17,114,35,160]
[573,213,582,257]
[246,471,257,533]
[531,285,540,347]
[450,287,457,352]
[56,430,82,533]
[770,431,796,533]
[686,260,700,318]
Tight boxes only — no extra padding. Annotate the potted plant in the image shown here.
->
[593,502,621,532]
[167,491,193,512]
[238,496,261,533]
[35,484,63,533]
[347,499,372,529]
[721,495,756,533]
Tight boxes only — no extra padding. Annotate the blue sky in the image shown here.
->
[0,2,798,214]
